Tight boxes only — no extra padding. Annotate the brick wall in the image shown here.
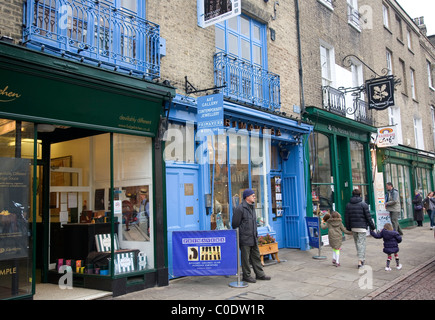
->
[0,0,23,43]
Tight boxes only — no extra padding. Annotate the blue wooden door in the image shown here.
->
[282,175,300,248]
[166,165,200,278]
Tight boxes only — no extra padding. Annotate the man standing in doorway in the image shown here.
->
[232,189,271,283]
[385,182,403,235]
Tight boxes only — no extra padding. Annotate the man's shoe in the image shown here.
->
[256,275,271,280]
[242,276,256,283]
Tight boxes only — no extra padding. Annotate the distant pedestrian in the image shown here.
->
[412,189,424,227]
[370,223,402,271]
[385,182,403,235]
[423,191,435,230]
[321,211,352,267]
[345,189,376,269]
[232,188,271,283]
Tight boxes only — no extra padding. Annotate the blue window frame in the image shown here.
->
[215,15,267,68]
[214,15,280,111]
[23,0,160,79]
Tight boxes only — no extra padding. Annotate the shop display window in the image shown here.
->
[309,132,334,217]
[0,119,34,299]
[49,132,153,278]
[350,140,369,204]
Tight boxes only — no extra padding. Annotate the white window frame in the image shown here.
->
[389,106,403,144]
[413,117,424,150]
[428,60,434,90]
[320,42,335,87]
[383,4,390,29]
[406,28,412,50]
[431,106,435,150]
[410,68,416,100]
[347,0,361,32]
[386,49,393,75]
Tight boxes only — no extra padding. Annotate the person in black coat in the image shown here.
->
[370,223,402,271]
[232,189,270,283]
[412,190,424,227]
[345,189,376,268]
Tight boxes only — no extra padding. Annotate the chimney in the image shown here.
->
[414,16,427,36]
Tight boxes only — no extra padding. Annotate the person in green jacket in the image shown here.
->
[321,211,352,267]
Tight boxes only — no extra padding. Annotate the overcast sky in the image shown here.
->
[396,0,435,36]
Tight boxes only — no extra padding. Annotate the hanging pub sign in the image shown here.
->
[366,75,395,110]
[197,0,241,28]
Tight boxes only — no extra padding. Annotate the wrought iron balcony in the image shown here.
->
[322,86,373,125]
[214,52,281,111]
[23,0,161,79]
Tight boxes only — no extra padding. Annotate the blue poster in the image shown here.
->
[172,230,237,277]
[197,93,224,134]
[305,217,320,249]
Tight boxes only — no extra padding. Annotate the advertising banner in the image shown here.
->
[197,0,241,28]
[172,230,237,277]
[0,157,30,261]
[305,217,320,249]
[197,92,224,135]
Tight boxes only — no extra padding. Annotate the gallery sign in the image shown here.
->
[197,92,224,134]
[366,76,395,110]
[172,230,238,277]
[197,0,241,28]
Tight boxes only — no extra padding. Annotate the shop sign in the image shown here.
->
[223,119,282,136]
[197,0,241,28]
[197,92,224,134]
[376,126,398,148]
[366,76,395,110]
[172,230,237,277]
[305,217,320,249]
[0,69,161,136]
[0,158,30,261]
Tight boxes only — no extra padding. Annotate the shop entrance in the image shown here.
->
[166,165,200,278]
[337,136,351,214]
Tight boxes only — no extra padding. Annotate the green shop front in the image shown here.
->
[0,42,175,299]
[377,145,435,228]
[304,107,377,227]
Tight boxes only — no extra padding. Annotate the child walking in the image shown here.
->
[321,211,352,267]
[370,223,402,271]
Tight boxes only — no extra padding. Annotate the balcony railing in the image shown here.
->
[23,0,161,79]
[322,86,373,125]
[214,52,281,111]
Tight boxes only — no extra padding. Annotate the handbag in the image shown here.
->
[414,204,422,210]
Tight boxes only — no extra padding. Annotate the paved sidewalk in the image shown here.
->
[110,222,434,301]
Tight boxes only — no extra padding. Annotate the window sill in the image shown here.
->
[317,0,334,11]
[348,21,362,33]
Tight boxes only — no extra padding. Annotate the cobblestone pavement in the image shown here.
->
[366,257,435,300]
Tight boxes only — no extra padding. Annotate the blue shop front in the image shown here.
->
[163,94,313,277]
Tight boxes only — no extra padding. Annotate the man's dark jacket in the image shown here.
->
[232,200,257,246]
[345,196,375,231]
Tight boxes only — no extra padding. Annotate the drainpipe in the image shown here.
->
[295,0,305,115]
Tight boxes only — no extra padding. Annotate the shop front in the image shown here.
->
[304,107,377,230]
[164,94,313,277]
[0,42,175,299]
[377,145,435,228]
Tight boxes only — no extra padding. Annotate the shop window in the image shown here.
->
[309,132,334,216]
[350,140,369,204]
[209,130,270,230]
[164,122,195,163]
[385,163,412,220]
[0,120,34,299]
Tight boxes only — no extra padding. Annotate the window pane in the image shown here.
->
[241,39,250,61]
[228,33,238,56]
[251,135,268,227]
[253,45,261,65]
[241,16,250,37]
[229,132,249,211]
[228,16,238,30]
[350,140,366,184]
[312,184,334,216]
[215,27,225,51]
[253,25,261,41]
[310,133,331,184]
